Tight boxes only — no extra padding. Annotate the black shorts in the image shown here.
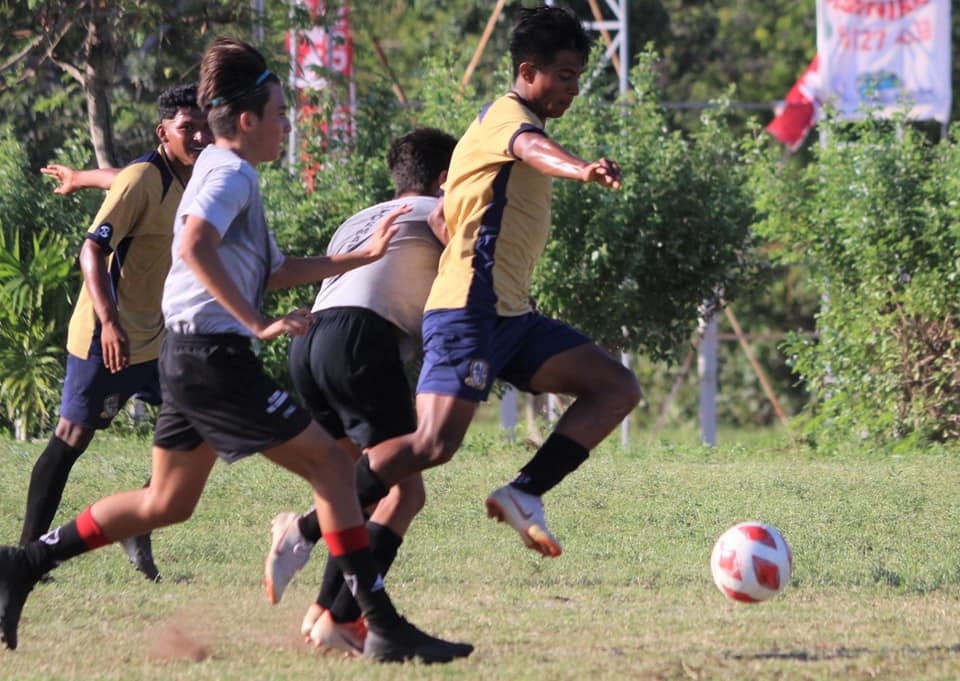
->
[154,333,311,462]
[288,307,416,449]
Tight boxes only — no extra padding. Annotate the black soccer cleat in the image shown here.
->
[120,533,162,582]
[363,617,473,664]
[0,545,40,650]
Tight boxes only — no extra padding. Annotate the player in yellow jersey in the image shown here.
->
[350,5,640,559]
[18,85,210,581]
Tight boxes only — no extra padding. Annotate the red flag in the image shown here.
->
[766,56,820,152]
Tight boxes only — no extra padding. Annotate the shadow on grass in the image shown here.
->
[727,643,960,662]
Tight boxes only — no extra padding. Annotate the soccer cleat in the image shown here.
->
[485,485,562,557]
[308,608,367,656]
[300,602,325,641]
[120,533,162,582]
[0,545,41,650]
[264,512,314,604]
[363,617,473,664]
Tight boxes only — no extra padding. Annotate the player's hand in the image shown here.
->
[255,307,315,341]
[41,164,81,195]
[364,204,411,260]
[427,199,450,245]
[100,320,131,373]
[581,158,622,189]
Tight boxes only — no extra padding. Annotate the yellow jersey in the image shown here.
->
[66,146,184,364]
[425,92,552,317]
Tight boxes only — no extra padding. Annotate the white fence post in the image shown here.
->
[500,387,517,439]
[698,312,718,446]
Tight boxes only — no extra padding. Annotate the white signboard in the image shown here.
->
[817,0,951,122]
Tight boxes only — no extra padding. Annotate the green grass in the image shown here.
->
[2,428,960,679]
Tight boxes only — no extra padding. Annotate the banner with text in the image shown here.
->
[288,0,355,188]
[816,0,951,122]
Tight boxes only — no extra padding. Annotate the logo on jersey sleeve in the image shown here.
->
[96,223,113,241]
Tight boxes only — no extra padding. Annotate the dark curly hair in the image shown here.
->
[387,128,457,196]
[157,84,198,121]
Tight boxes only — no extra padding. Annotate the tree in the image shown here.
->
[0,1,256,168]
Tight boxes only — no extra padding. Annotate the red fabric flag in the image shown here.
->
[766,56,820,152]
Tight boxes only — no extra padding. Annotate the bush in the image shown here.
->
[539,53,761,361]
[753,113,960,444]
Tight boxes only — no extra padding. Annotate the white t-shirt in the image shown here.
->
[163,145,284,336]
[313,195,442,359]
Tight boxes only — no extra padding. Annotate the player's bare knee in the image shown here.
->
[149,498,195,526]
[411,434,459,469]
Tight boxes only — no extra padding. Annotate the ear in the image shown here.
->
[237,110,258,133]
[518,61,538,84]
[430,169,448,196]
[156,122,167,143]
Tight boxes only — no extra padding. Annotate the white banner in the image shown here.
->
[816,0,951,122]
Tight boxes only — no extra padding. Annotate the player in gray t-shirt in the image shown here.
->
[263,128,457,655]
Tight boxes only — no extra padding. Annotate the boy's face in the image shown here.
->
[248,83,291,164]
[522,50,585,120]
[159,107,211,168]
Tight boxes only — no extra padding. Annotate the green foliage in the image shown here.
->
[0,144,68,436]
[540,51,760,360]
[0,126,100,438]
[754,113,960,443]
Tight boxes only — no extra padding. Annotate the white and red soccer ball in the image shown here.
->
[710,522,792,603]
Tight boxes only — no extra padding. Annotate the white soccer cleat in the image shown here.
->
[264,512,315,604]
[301,602,325,640]
[308,607,367,656]
[485,485,562,557]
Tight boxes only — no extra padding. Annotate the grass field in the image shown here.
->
[2,424,960,680]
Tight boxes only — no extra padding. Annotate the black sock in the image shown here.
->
[298,507,322,543]
[316,553,344,610]
[330,522,403,622]
[20,436,84,546]
[21,517,90,576]
[334,546,400,631]
[510,432,589,497]
[356,455,390,508]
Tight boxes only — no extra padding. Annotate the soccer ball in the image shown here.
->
[710,522,792,603]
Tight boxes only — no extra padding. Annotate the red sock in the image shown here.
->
[76,506,111,549]
[324,525,369,556]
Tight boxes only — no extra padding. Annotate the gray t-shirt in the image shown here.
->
[162,145,284,336]
[314,195,442,359]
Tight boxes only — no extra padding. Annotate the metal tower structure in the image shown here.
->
[547,0,629,96]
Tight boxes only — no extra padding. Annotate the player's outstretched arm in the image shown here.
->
[41,164,120,194]
[513,133,622,189]
[268,204,410,290]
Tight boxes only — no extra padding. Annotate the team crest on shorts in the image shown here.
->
[464,359,490,390]
[100,394,120,419]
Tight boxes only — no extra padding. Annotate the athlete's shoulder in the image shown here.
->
[111,147,172,199]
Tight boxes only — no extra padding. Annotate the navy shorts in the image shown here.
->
[153,333,311,463]
[417,308,590,402]
[288,307,416,448]
[60,352,161,430]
